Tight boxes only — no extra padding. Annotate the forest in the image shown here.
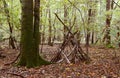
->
[0,0,120,78]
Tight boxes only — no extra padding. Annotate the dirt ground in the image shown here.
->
[0,44,120,78]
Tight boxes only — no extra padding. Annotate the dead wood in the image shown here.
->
[7,73,25,78]
[5,52,20,65]
[51,13,91,63]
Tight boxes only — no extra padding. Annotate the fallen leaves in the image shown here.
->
[0,45,120,78]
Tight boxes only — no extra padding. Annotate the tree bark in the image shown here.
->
[48,8,53,46]
[86,8,92,47]
[64,4,68,40]
[2,0,16,49]
[18,0,50,68]
[104,0,112,45]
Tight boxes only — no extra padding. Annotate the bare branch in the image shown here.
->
[67,0,85,26]
[113,0,120,9]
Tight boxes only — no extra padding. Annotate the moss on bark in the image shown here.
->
[17,0,51,68]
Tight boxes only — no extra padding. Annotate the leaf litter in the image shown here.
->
[0,45,120,78]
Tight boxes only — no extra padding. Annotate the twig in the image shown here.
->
[5,52,20,65]
[57,46,76,63]
[67,0,85,26]
[61,51,71,64]
[67,0,86,36]
[54,13,78,36]
[54,13,72,35]
[113,0,120,8]
[7,72,25,78]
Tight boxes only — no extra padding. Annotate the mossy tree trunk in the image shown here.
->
[103,0,113,45]
[105,0,111,45]
[18,0,50,68]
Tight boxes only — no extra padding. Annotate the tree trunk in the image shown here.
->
[91,4,97,44]
[117,26,120,47]
[64,4,68,40]
[86,0,97,45]
[2,0,16,49]
[91,31,94,44]
[104,0,112,45]
[48,8,53,46]
[85,8,92,47]
[18,0,50,68]
[39,5,43,45]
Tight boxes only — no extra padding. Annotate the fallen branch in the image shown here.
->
[51,12,91,63]
[67,0,85,26]
[5,52,20,65]
[113,0,120,8]
[54,13,73,35]
[7,72,25,78]
[57,46,76,63]
[61,51,71,64]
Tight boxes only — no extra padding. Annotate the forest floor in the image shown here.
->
[0,44,120,78]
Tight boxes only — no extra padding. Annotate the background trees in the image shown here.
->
[0,0,120,47]
[0,1,120,78]
[0,0,120,67]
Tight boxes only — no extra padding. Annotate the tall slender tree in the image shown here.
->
[48,7,53,46]
[103,0,113,45]
[2,0,16,49]
[64,4,68,40]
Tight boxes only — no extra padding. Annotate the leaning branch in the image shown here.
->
[67,0,85,26]
[113,0,120,8]
[67,0,86,37]
[7,73,25,78]
[5,52,20,65]
[54,13,73,35]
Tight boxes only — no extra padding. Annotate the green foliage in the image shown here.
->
[0,0,120,47]
[0,0,21,41]
[106,44,115,49]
